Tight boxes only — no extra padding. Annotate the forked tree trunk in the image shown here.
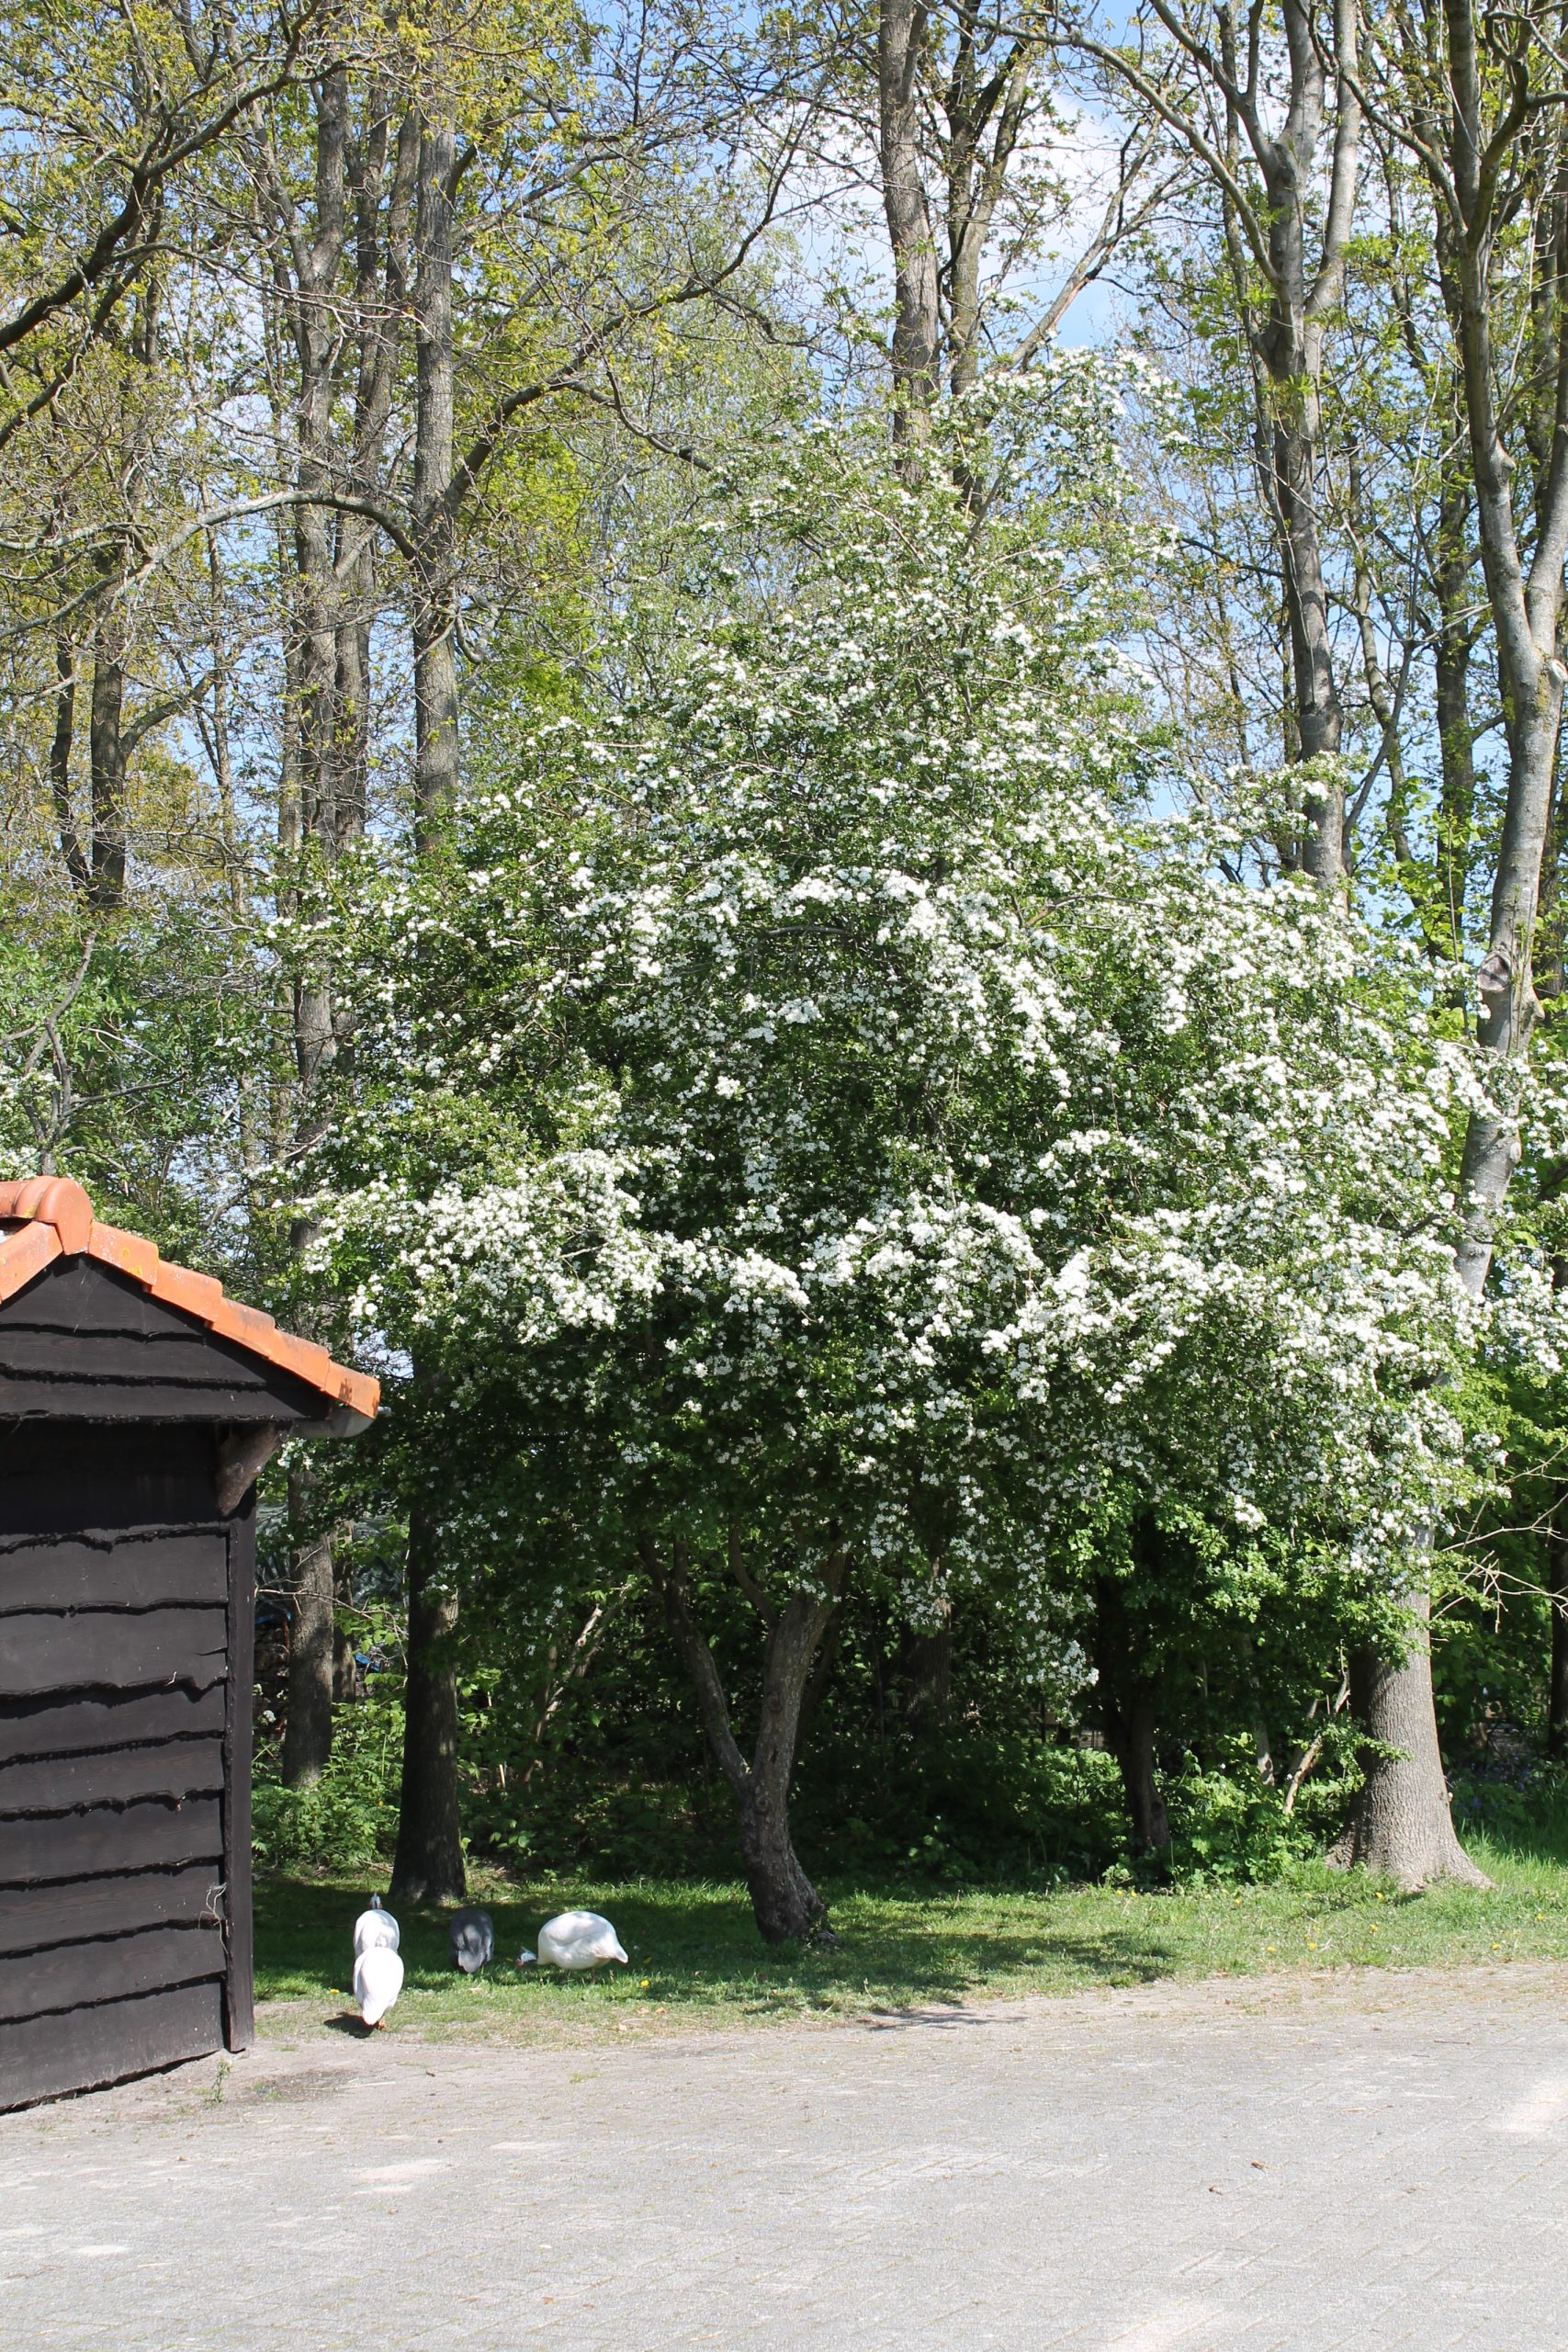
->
[1339,1589,1486,1887]
[652,1531,840,1943]
[390,1499,466,1905]
[736,1768,827,1943]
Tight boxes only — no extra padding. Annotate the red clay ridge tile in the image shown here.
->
[0,1177,378,1425]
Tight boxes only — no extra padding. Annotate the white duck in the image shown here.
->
[354,1942,404,2030]
[353,1894,400,1957]
[519,1910,628,1973]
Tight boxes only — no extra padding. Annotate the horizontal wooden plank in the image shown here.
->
[0,1378,310,1423]
[0,1862,222,1957]
[0,1736,224,1815]
[0,1606,226,1697]
[0,1977,223,2111]
[0,1424,221,1532]
[0,1531,227,1615]
[0,1795,222,1887]
[0,1332,280,1389]
[0,1683,225,1765]
[0,1921,224,2024]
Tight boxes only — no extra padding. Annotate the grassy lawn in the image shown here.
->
[254,1816,1568,2045]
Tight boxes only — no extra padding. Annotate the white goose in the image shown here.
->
[354,1943,404,2029]
[353,1894,400,1957]
[519,1910,628,1973]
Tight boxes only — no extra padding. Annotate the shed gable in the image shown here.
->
[0,1259,326,1422]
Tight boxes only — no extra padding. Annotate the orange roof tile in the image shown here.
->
[0,1177,378,1428]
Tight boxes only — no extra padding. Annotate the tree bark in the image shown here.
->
[1114,1689,1171,1860]
[736,1770,829,1944]
[388,109,467,1904]
[1093,1575,1171,1864]
[1339,1590,1486,1886]
[943,31,1036,399]
[390,1499,466,1905]
[1549,1509,1568,1760]
[87,621,128,912]
[877,0,940,463]
[1431,458,1478,957]
[281,1465,334,1787]
[412,109,459,846]
[1254,0,1358,878]
[50,635,88,894]
[652,1531,838,1942]
[333,90,417,849]
[1132,0,1360,876]
[260,74,355,1745]
[1349,22,1568,1882]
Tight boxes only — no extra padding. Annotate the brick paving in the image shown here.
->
[1,1966,1564,2349]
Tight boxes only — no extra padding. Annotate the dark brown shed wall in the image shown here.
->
[0,1261,324,1422]
[0,1419,250,2109]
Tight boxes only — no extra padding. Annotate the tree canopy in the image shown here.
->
[7,0,1568,1934]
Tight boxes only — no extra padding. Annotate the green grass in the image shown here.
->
[254,1819,1568,2045]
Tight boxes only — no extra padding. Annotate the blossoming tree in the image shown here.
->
[316,384,1488,1936]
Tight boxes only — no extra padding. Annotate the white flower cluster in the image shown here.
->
[309,401,1521,1631]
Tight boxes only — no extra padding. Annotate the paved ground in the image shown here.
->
[1,1966,1565,2349]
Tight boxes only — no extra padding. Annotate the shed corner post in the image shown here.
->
[221,1475,258,2052]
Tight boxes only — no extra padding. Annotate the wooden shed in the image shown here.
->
[0,1177,378,2110]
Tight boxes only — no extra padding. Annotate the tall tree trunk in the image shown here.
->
[943,33,1035,400]
[390,1499,467,1905]
[412,109,458,847]
[1349,54,1568,1882]
[87,622,128,912]
[877,0,939,464]
[390,109,466,1899]
[50,636,88,894]
[1431,459,1478,957]
[1546,1258,1568,1760]
[1256,0,1355,879]
[1548,1506,1568,1760]
[1204,0,1360,873]
[281,1466,334,1787]
[652,1532,839,1942]
[333,1566,365,1705]
[1093,1575,1171,1865]
[1339,1591,1483,1883]
[1114,1690,1171,1860]
[261,70,354,1785]
[333,95,417,851]
[280,1211,336,1786]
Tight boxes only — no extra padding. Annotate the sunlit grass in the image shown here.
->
[254,1819,1568,2045]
